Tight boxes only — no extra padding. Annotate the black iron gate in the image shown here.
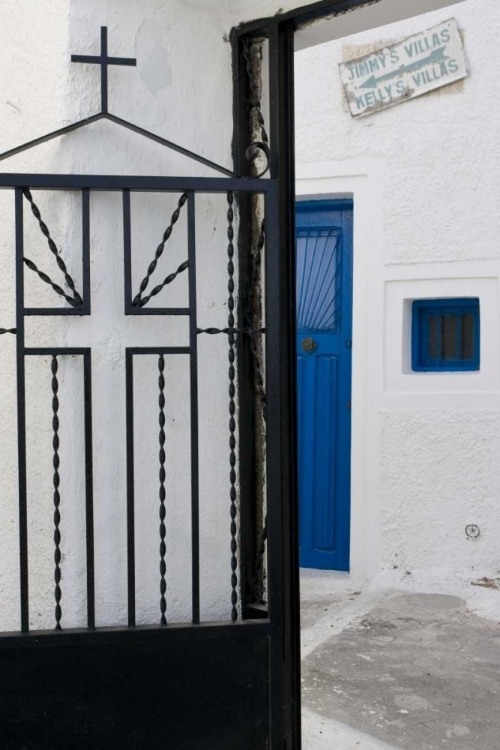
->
[0,27,296,750]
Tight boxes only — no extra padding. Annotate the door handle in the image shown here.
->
[301,337,318,353]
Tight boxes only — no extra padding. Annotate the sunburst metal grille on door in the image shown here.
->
[296,226,342,332]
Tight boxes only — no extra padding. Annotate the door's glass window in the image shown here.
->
[296,227,342,332]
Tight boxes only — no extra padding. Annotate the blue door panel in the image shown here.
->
[296,200,353,572]
[312,355,337,553]
[297,354,310,552]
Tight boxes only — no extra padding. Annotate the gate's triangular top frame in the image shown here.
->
[0,26,236,178]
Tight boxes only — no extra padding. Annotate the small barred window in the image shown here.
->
[412,298,480,372]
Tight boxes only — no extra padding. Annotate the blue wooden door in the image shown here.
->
[296,200,353,571]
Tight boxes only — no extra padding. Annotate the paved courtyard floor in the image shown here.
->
[301,571,500,750]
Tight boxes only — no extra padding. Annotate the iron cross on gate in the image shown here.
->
[71,26,136,114]
[21,187,193,626]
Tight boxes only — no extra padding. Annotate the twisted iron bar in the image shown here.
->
[198,293,266,610]
[158,355,167,626]
[0,328,16,335]
[197,326,265,336]
[242,38,271,177]
[23,189,83,307]
[23,257,82,308]
[133,193,189,306]
[51,356,62,631]
[135,260,189,308]
[227,192,238,622]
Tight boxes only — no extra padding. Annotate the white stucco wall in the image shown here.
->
[0,0,237,631]
[295,0,500,579]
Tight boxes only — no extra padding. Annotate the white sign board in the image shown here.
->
[339,19,469,118]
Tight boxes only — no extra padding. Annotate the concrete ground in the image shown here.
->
[300,570,500,750]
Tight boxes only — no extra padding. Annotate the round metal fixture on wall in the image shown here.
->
[465,524,480,540]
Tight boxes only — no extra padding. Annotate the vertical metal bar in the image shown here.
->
[187,192,200,625]
[268,19,301,749]
[82,188,91,313]
[158,354,167,626]
[227,192,238,623]
[125,350,136,626]
[263,183,284,746]
[51,355,62,630]
[101,26,108,114]
[122,189,132,314]
[83,351,95,629]
[15,187,29,633]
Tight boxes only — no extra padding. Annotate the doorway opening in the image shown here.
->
[232,1,471,747]
[296,199,353,572]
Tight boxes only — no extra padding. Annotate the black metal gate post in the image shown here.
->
[232,5,391,747]
[231,19,301,749]
[268,22,302,750]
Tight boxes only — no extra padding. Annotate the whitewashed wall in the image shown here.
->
[0,0,237,631]
[295,0,500,579]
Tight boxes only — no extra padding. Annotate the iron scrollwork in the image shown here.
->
[245,141,271,179]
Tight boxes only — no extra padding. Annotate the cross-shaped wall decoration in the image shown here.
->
[0,25,235,178]
[71,26,136,114]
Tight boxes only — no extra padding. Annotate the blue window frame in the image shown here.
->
[412,298,480,372]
